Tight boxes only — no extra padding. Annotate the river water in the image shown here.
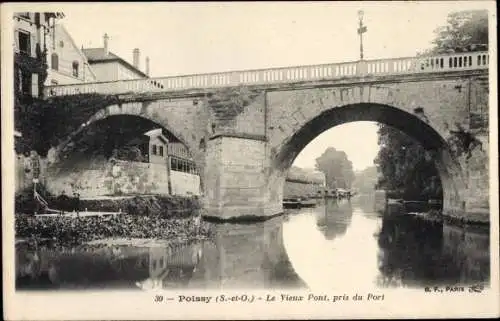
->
[16,196,490,291]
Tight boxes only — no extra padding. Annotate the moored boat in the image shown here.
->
[283,197,301,208]
[299,198,316,207]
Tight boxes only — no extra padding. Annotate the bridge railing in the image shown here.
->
[44,51,489,97]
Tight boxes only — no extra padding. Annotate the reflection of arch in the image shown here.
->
[377,215,444,286]
[270,103,464,214]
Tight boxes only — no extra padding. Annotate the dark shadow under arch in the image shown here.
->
[270,103,464,213]
[50,115,196,175]
[274,103,447,170]
[55,115,192,160]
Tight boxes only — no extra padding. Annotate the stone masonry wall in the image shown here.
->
[170,170,201,196]
[283,181,323,198]
[46,158,170,197]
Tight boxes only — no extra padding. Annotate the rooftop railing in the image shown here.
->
[44,51,489,98]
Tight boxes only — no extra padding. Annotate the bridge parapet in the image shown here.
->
[44,51,489,97]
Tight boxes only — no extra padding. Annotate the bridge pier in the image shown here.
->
[203,135,281,220]
[39,53,489,223]
[203,134,489,223]
[196,216,286,288]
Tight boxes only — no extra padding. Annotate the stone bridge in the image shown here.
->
[43,51,490,221]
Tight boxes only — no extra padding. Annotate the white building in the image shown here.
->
[82,34,150,81]
[46,24,97,85]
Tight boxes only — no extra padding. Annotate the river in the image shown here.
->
[16,196,490,291]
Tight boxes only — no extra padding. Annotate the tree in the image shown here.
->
[352,166,378,195]
[374,9,488,201]
[430,10,488,54]
[374,125,442,200]
[315,147,354,189]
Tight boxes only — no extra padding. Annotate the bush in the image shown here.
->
[15,214,212,247]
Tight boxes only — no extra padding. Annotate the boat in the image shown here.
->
[299,197,317,208]
[387,198,404,205]
[403,200,428,213]
[283,197,301,208]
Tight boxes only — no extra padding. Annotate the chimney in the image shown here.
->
[145,56,150,76]
[133,48,140,69]
[103,33,109,55]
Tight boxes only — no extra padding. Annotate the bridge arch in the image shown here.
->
[53,103,194,160]
[268,103,465,215]
[45,111,201,198]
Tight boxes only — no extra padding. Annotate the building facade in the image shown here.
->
[15,21,199,198]
[82,34,150,81]
[45,24,97,85]
[13,12,64,99]
[14,12,64,192]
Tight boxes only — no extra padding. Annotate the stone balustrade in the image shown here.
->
[44,51,489,97]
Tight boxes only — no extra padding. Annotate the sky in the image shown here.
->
[9,1,493,171]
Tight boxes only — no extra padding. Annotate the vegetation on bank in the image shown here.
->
[16,214,212,248]
[16,183,201,218]
[315,147,354,189]
[374,9,488,202]
[15,183,208,247]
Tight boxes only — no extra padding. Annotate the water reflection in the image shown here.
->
[377,215,444,288]
[315,199,353,240]
[16,199,489,291]
[376,215,489,287]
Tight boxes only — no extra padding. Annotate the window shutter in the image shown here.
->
[14,30,19,52]
[32,73,39,97]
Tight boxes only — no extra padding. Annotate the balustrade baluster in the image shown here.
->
[46,52,488,97]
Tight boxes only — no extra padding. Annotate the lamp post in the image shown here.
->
[357,10,367,60]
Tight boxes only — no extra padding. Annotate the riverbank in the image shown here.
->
[405,210,489,227]
[16,185,201,218]
[15,213,212,248]
[443,211,490,226]
[379,196,490,227]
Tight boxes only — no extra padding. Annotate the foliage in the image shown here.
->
[315,147,354,189]
[374,125,442,200]
[113,146,146,162]
[352,166,378,195]
[15,214,212,247]
[16,187,201,219]
[14,94,118,156]
[207,86,261,127]
[430,10,488,54]
[286,166,325,185]
[375,9,488,200]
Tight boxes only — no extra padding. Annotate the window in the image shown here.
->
[20,71,32,96]
[72,61,79,77]
[159,146,164,157]
[152,145,157,155]
[59,41,64,48]
[19,12,30,19]
[18,30,30,54]
[51,53,59,70]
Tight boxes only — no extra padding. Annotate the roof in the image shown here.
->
[82,47,148,78]
[144,129,168,143]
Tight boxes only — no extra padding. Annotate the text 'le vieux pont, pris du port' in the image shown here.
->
[170,293,386,304]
